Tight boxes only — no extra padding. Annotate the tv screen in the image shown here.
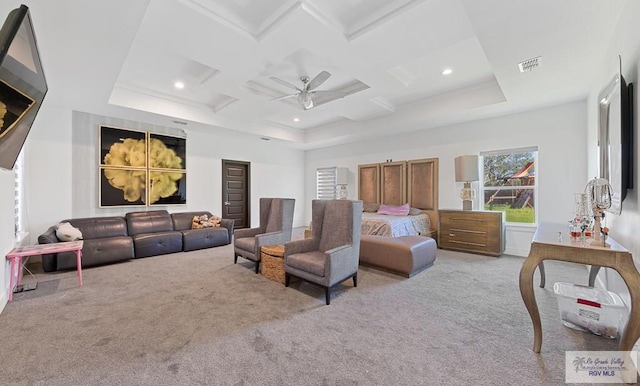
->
[0,5,47,171]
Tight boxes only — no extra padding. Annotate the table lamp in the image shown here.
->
[455,155,479,210]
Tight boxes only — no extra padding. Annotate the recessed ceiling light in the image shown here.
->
[442,68,453,75]
[174,81,185,89]
[293,118,300,122]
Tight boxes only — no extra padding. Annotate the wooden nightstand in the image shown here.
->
[438,209,505,256]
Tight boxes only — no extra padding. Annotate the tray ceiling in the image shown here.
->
[25,0,626,149]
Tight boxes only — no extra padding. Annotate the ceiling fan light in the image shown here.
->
[298,92,314,109]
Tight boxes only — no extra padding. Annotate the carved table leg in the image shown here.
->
[538,261,546,288]
[615,260,640,383]
[520,254,544,352]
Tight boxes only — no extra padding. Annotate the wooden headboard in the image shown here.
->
[407,158,439,238]
[358,158,439,237]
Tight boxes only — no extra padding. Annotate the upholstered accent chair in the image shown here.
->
[283,199,363,305]
[234,198,295,273]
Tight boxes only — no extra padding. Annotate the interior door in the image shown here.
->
[222,160,250,229]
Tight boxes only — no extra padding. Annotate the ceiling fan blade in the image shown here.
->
[270,93,298,101]
[270,77,302,92]
[310,90,346,99]
[307,71,331,91]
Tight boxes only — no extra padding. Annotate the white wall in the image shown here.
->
[23,110,306,242]
[586,0,640,309]
[25,105,73,245]
[305,101,588,256]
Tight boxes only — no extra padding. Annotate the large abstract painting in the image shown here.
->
[99,125,186,207]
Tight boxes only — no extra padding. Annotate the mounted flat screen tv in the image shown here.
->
[0,5,47,171]
[597,59,633,215]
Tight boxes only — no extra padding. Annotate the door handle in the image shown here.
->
[224,201,230,206]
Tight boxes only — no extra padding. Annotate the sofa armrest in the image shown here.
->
[38,226,60,244]
[326,244,357,283]
[38,226,60,272]
[220,218,234,242]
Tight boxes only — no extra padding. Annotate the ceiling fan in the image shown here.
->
[270,71,344,110]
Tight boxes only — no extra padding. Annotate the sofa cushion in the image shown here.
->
[64,216,128,239]
[182,228,229,251]
[126,210,173,236]
[57,237,134,270]
[132,231,183,258]
[287,250,326,277]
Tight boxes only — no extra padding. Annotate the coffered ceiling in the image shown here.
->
[24,0,626,149]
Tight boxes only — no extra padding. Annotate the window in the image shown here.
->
[316,167,338,199]
[481,147,537,224]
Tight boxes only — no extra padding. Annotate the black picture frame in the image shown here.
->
[148,133,186,170]
[99,125,147,167]
[99,167,147,207]
[148,171,186,206]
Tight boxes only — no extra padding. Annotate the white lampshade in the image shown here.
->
[336,167,348,185]
[455,155,479,182]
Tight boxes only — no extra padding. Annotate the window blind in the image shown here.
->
[14,150,24,236]
[316,167,337,199]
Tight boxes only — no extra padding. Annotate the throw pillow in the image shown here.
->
[56,222,83,241]
[377,203,410,216]
[408,207,422,215]
[363,202,380,213]
[191,216,203,229]
[191,214,222,229]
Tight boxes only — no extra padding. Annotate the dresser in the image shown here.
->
[438,209,505,256]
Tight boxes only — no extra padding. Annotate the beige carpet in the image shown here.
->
[0,239,624,385]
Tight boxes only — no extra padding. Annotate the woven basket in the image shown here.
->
[261,245,285,284]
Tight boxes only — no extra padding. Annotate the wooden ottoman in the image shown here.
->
[359,235,437,277]
[260,244,285,284]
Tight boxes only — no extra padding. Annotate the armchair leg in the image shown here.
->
[325,287,331,305]
[234,255,238,264]
[285,273,290,287]
[255,262,260,274]
[353,273,358,287]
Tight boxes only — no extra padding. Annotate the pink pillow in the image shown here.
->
[377,203,410,216]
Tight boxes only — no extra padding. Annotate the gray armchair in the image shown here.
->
[283,199,363,305]
[234,198,295,273]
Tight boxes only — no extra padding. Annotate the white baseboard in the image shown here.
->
[504,247,529,257]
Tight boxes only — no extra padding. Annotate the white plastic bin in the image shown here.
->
[553,282,626,339]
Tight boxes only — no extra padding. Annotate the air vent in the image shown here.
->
[172,120,188,125]
[518,56,542,73]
